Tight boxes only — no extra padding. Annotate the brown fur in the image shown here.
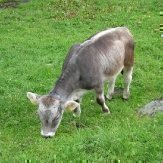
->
[124,40,134,68]
[41,96,57,107]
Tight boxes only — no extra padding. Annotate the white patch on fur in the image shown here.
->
[41,130,55,137]
[81,27,117,46]
[81,27,132,46]
[92,28,116,40]
[103,103,109,110]
[68,89,88,101]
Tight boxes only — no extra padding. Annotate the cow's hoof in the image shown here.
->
[103,111,111,116]
[123,95,129,100]
[102,108,111,114]
[106,95,112,100]
[123,92,130,100]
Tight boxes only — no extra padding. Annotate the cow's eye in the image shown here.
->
[45,120,48,124]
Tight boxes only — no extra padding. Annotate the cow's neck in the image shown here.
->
[50,69,79,101]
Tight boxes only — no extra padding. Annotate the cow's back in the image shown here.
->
[75,27,134,89]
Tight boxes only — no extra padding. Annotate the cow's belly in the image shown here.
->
[103,65,124,81]
[68,89,88,101]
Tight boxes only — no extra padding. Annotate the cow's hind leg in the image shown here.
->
[123,67,133,99]
[106,76,117,100]
[95,87,110,114]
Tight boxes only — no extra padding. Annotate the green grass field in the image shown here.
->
[0,0,162,161]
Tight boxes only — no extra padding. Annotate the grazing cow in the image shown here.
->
[27,27,134,138]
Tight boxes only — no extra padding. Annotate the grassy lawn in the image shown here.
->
[0,0,162,161]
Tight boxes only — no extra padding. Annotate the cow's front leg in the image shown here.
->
[95,87,111,114]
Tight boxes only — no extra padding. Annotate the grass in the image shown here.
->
[0,0,162,161]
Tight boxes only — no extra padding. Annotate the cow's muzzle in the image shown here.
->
[41,130,55,138]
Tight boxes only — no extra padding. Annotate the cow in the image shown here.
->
[27,27,134,138]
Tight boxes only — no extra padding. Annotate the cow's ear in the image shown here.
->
[27,92,40,105]
[64,101,79,112]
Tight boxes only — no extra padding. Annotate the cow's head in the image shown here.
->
[26,92,79,138]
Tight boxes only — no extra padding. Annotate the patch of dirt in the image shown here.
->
[0,0,18,8]
[138,99,163,116]
[0,0,29,9]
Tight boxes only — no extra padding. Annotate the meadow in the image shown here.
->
[0,0,162,161]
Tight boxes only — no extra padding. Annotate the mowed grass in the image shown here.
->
[0,0,162,161]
